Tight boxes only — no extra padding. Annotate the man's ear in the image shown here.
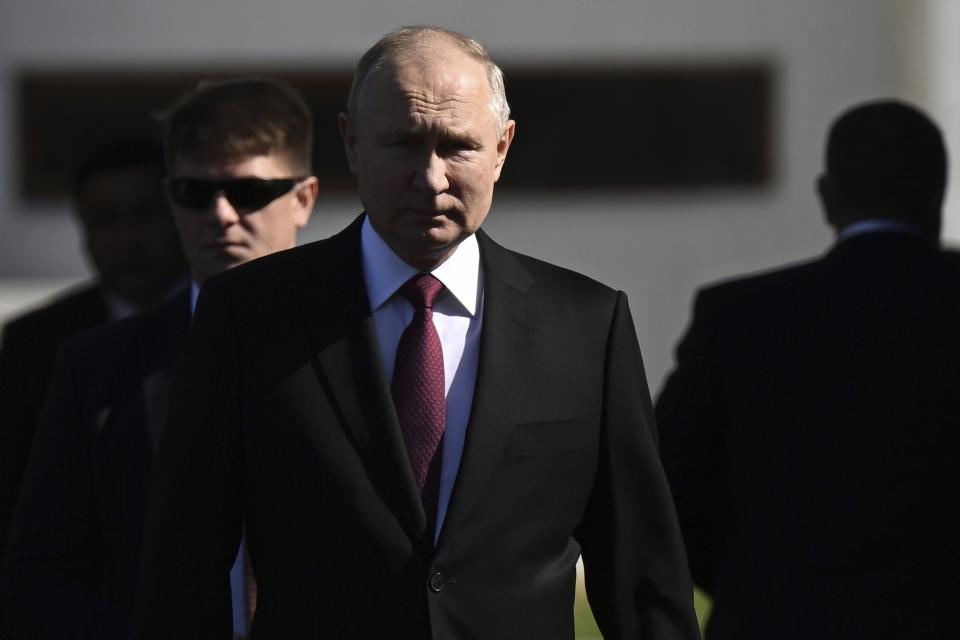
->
[338,112,359,175]
[817,174,839,229]
[293,176,319,228]
[493,120,516,182]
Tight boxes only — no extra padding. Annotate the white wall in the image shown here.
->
[0,0,930,388]
[899,0,960,241]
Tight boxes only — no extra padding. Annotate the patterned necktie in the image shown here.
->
[392,273,446,538]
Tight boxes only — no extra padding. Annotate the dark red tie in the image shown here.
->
[392,273,446,538]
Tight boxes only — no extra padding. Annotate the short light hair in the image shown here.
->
[347,26,510,135]
[160,77,313,174]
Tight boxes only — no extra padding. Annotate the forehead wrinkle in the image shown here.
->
[410,108,481,141]
[357,51,497,138]
[406,92,470,119]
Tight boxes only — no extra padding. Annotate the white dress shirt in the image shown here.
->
[361,217,484,541]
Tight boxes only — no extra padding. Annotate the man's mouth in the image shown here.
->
[203,240,246,253]
[404,208,453,220]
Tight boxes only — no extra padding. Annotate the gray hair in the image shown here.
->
[346,26,511,135]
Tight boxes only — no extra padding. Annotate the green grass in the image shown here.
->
[573,560,712,638]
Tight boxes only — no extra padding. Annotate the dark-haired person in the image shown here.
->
[0,78,317,640]
[0,137,185,572]
[134,26,698,640]
[656,99,960,639]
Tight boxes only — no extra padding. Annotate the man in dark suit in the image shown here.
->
[0,138,186,572]
[656,100,960,638]
[133,26,699,640]
[0,78,318,639]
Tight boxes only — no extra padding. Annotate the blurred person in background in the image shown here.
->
[656,100,960,639]
[0,77,317,640]
[133,26,699,640]
[0,137,185,572]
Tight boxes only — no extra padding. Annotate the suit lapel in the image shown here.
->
[309,219,426,538]
[315,321,426,537]
[140,291,192,450]
[438,230,535,545]
[142,370,172,450]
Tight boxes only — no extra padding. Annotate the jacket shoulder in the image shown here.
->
[694,255,825,308]
[480,231,618,304]
[203,226,355,301]
[2,283,105,342]
[938,247,960,270]
[60,291,189,374]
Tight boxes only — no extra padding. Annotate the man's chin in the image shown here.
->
[209,244,250,262]
[396,232,466,270]
[197,254,248,278]
[420,225,457,244]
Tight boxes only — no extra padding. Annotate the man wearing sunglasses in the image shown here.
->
[134,27,698,640]
[0,77,317,640]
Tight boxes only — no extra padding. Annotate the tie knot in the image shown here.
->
[399,273,444,309]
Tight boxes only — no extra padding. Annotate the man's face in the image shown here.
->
[167,152,317,283]
[78,164,185,304]
[339,46,515,270]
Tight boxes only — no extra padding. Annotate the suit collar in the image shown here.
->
[136,289,192,449]
[475,228,535,296]
[827,228,935,261]
[436,229,536,547]
[138,288,193,372]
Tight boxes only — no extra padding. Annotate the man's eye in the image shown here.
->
[439,141,477,155]
[386,138,414,149]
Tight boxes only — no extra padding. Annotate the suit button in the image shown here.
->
[428,572,445,592]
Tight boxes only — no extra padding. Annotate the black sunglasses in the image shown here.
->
[166,177,306,211]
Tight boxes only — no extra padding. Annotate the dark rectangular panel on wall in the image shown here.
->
[501,64,774,190]
[16,69,355,202]
[16,62,773,203]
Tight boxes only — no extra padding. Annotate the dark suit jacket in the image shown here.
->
[0,284,110,560]
[0,291,190,639]
[133,218,699,639]
[656,232,960,639]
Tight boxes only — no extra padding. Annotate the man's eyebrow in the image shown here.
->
[379,127,417,139]
[379,125,482,146]
[433,125,483,147]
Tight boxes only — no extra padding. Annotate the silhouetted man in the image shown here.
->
[0,138,185,568]
[133,26,699,640]
[656,100,960,639]
[0,78,317,639]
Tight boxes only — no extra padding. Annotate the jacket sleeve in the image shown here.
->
[0,343,119,639]
[576,291,701,640]
[655,290,725,593]
[133,281,243,640]
[0,322,48,562]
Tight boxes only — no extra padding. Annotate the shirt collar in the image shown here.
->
[100,288,144,322]
[836,218,921,243]
[102,274,189,321]
[361,215,480,316]
[190,280,201,316]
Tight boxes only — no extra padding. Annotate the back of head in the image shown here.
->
[820,100,947,241]
[162,77,313,174]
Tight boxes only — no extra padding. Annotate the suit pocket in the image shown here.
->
[504,419,589,453]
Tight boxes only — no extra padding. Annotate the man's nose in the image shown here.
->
[211,193,240,226]
[412,152,450,194]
